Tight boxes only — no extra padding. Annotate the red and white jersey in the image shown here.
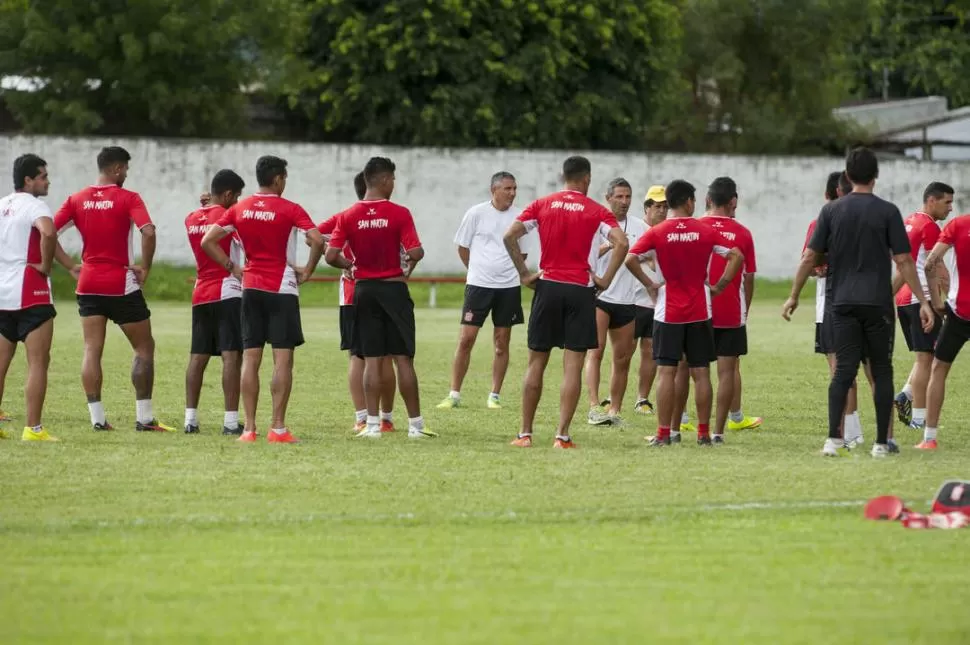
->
[517,190,619,286]
[628,216,731,324]
[0,192,54,311]
[702,215,757,328]
[896,211,942,306]
[185,205,242,306]
[54,184,152,296]
[328,200,421,281]
[216,193,316,295]
[939,215,970,320]
[318,212,356,305]
[804,219,826,323]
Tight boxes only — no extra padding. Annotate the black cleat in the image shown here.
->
[894,392,912,425]
[184,423,200,434]
[697,435,713,446]
[712,435,725,445]
[670,432,682,444]
[93,421,114,431]
[222,423,245,436]
[887,438,900,454]
[646,435,671,447]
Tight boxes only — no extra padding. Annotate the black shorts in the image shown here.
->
[898,302,942,353]
[0,305,56,343]
[354,280,415,357]
[241,290,303,350]
[653,319,716,368]
[339,305,361,355]
[191,299,242,356]
[635,306,654,339]
[527,280,597,352]
[596,300,636,329]
[934,304,970,363]
[461,285,523,328]
[77,291,150,326]
[714,326,748,357]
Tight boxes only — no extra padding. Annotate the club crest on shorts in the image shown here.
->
[464,311,474,322]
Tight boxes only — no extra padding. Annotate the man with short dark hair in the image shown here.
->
[632,185,667,416]
[318,171,397,434]
[783,147,933,458]
[54,146,174,433]
[326,156,435,439]
[503,155,627,448]
[625,179,744,447]
[0,154,59,441]
[202,155,326,444]
[438,171,526,411]
[183,169,246,435]
[891,181,952,431]
[585,177,648,426]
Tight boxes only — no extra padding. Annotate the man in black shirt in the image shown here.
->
[782,147,933,458]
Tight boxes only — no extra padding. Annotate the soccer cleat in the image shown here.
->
[238,430,258,442]
[355,426,382,438]
[670,432,682,444]
[510,434,533,447]
[679,422,696,433]
[607,413,624,428]
[0,408,10,422]
[871,443,894,458]
[222,423,245,436]
[408,426,438,439]
[599,398,611,408]
[184,424,200,434]
[135,419,176,433]
[908,420,926,431]
[915,439,938,450]
[712,435,725,445]
[727,416,763,431]
[846,434,865,448]
[21,426,58,442]
[268,429,299,444]
[486,396,502,410]
[894,392,912,425]
[887,439,900,454]
[646,435,671,447]
[697,435,713,446]
[435,396,460,410]
[553,437,577,449]
[821,438,850,457]
[380,420,395,433]
[587,407,611,426]
[634,399,654,415]
[93,421,114,431]
[353,420,366,433]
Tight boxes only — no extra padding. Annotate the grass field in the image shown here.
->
[2,294,970,644]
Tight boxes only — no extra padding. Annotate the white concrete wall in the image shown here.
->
[2,135,969,278]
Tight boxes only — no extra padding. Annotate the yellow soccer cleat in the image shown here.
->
[679,422,697,433]
[486,397,502,410]
[728,416,763,431]
[436,395,460,410]
[22,426,58,442]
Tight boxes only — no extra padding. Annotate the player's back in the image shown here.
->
[186,205,241,305]
[334,200,418,280]
[0,192,52,311]
[648,217,724,323]
[703,215,755,327]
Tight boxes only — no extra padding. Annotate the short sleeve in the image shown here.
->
[128,193,152,229]
[53,197,75,232]
[887,207,911,256]
[802,221,816,253]
[329,215,347,249]
[517,199,541,233]
[629,228,656,259]
[940,219,959,246]
[30,200,53,223]
[808,209,829,253]
[454,207,477,247]
[317,214,339,237]
[217,205,238,232]
[399,208,421,251]
[290,204,315,231]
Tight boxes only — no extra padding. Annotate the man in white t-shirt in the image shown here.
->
[437,172,527,410]
[585,178,649,426]
[0,154,60,441]
[633,185,667,416]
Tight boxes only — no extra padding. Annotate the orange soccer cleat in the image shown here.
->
[553,437,577,449]
[510,434,532,448]
[380,420,395,433]
[268,429,299,444]
[238,430,258,443]
[914,439,938,451]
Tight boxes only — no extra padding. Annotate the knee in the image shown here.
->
[457,335,476,353]
[135,338,155,360]
[494,343,509,359]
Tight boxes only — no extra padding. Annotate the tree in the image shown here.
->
[286,0,684,149]
[0,0,308,136]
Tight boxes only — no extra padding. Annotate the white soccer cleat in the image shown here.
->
[355,426,382,438]
[408,426,438,439]
[871,443,891,459]
[821,438,849,457]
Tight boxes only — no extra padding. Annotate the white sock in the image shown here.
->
[184,408,198,426]
[366,415,380,428]
[844,413,861,441]
[489,392,500,400]
[135,399,153,424]
[355,409,367,423]
[380,410,392,422]
[449,390,460,401]
[924,426,938,441]
[913,408,926,424]
[409,415,424,430]
[671,429,682,437]
[555,434,571,442]
[271,427,287,435]
[88,401,106,426]
[681,412,690,424]
[224,410,239,428]
[729,410,743,423]
[902,383,913,399]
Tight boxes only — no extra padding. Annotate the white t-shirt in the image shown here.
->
[0,192,54,311]
[454,200,525,289]
[595,215,649,305]
[815,276,826,324]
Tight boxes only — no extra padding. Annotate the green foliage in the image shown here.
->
[0,0,309,136]
[289,0,683,149]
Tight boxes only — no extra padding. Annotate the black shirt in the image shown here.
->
[808,192,910,309]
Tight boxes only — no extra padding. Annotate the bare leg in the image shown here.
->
[120,319,155,400]
[521,350,550,435]
[81,316,108,403]
[730,360,742,413]
[449,325,480,393]
[638,337,657,402]
[185,354,210,410]
[222,350,242,414]
[363,357,382,417]
[925,359,951,429]
[714,356,737,434]
[241,348,263,432]
[23,319,54,427]
[671,359,690,429]
[380,356,396,413]
[392,355,420,418]
[558,349,587,437]
[348,354,365,411]
[691,366,714,427]
[491,327,512,395]
[0,335,15,411]
[584,308,610,407]
[655,365,678,430]
[911,351,934,413]
[270,348,294,429]
[607,322,635,414]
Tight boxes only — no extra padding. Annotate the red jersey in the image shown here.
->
[53,184,153,296]
[517,190,619,286]
[702,215,757,328]
[896,211,942,306]
[318,212,355,305]
[216,193,315,295]
[185,205,242,306]
[328,200,421,280]
[629,217,732,324]
[804,218,827,324]
[939,215,970,320]
[0,192,54,310]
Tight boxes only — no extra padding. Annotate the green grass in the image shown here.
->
[2,297,969,644]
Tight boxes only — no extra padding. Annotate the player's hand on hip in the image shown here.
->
[128,265,149,285]
[781,296,798,321]
[521,272,541,290]
[590,271,611,292]
[69,263,82,281]
[231,266,243,281]
[27,263,49,276]
[919,301,936,332]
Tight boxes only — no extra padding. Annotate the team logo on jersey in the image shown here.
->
[254,201,266,208]
[367,208,377,216]
[94,191,104,198]
[676,222,687,229]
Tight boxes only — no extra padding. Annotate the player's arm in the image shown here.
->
[458,246,470,268]
[399,211,424,278]
[710,246,743,297]
[127,195,155,284]
[624,231,660,290]
[52,197,81,279]
[624,252,660,291]
[503,220,539,288]
[743,272,755,313]
[301,228,326,284]
[454,208,475,269]
[201,225,232,266]
[888,211,934,330]
[924,241,951,313]
[30,215,57,276]
[784,211,828,320]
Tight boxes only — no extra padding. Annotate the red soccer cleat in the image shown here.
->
[553,437,577,449]
[238,430,258,443]
[268,429,299,444]
[914,439,938,451]
[380,420,395,433]
[510,434,532,447]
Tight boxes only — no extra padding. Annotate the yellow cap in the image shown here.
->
[644,185,666,203]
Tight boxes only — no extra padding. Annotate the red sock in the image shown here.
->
[698,423,710,438]
[657,426,671,440]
